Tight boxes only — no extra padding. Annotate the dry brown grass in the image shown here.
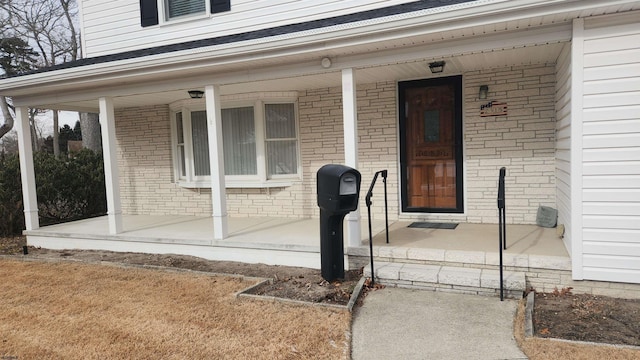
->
[514,298,640,360]
[0,259,350,359]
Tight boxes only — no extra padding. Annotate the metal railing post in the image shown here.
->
[382,170,389,244]
[497,167,506,301]
[365,170,389,286]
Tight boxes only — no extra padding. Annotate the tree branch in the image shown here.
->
[0,95,14,139]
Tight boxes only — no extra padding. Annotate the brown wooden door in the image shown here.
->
[400,76,463,213]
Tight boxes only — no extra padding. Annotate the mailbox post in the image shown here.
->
[317,164,361,282]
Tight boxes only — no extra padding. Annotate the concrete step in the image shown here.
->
[363,261,526,298]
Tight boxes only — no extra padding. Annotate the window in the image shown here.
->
[140,0,230,27]
[165,0,205,20]
[171,95,300,188]
[222,107,256,176]
[265,104,298,177]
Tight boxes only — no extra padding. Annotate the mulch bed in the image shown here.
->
[533,289,640,346]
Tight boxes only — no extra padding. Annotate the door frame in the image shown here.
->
[398,75,464,213]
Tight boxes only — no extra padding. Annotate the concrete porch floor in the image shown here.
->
[371,221,569,257]
[26,214,384,249]
[25,215,570,269]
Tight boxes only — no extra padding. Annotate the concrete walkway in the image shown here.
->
[351,288,528,360]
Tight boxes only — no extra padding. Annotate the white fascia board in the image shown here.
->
[0,0,636,98]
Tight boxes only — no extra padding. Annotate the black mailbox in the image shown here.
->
[317,164,361,281]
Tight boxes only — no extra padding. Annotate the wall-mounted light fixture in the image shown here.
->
[428,61,445,74]
[188,90,204,99]
[479,85,489,100]
[321,57,332,69]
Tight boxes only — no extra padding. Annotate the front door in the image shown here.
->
[399,76,463,213]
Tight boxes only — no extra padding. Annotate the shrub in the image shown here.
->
[0,150,107,236]
[0,152,25,236]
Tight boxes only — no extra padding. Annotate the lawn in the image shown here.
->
[0,259,350,359]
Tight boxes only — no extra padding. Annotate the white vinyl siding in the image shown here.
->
[554,42,572,257]
[580,15,640,284]
[80,0,415,57]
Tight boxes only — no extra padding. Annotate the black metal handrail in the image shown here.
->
[366,170,389,285]
[497,167,507,301]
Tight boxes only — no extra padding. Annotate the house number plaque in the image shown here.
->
[480,101,508,117]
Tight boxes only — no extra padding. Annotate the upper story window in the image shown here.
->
[140,0,230,27]
[165,0,206,20]
[170,93,301,188]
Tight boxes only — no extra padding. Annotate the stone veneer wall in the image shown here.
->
[298,82,400,219]
[115,82,400,219]
[463,64,557,224]
[115,105,212,216]
[115,64,555,224]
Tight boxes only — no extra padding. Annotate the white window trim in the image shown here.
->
[169,93,302,189]
[158,0,210,25]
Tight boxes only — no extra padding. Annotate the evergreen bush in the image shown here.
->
[0,150,107,236]
[0,152,25,236]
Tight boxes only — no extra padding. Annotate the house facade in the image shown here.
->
[2,0,640,285]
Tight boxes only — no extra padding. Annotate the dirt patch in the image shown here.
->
[533,289,640,347]
[1,237,362,306]
[515,298,640,360]
[0,236,25,255]
[245,269,361,304]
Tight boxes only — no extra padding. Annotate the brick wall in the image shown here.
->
[115,64,555,224]
[115,105,212,216]
[115,105,315,217]
[298,82,399,219]
[463,64,557,224]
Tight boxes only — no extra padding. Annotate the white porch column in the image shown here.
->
[99,97,123,234]
[342,68,361,247]
[570,18,585,280]
[15,106,39,230]
[205,85,228,239]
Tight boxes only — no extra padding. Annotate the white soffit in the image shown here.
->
[53,41,565,112]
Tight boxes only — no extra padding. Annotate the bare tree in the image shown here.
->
[0,129,18,154]
[79,113,101,152]
[0,36,39,139]
[0,6,15,140]
[0,97,13,139]
[1,0,99,154]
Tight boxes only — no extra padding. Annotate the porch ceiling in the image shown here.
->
[53,42,566,112]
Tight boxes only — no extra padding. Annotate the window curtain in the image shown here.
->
[166,0,205,19]
[222,107,257,176]
[176,112,186,177]
[190,111,210,176]
[265,104,297,176]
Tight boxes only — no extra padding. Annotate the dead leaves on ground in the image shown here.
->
[363,278,385,290]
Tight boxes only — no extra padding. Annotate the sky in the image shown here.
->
[39,110,81,135]
[0,109,82,140]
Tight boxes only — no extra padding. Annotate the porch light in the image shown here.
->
[321,57,332,69]
[479,85,489,99]
[188,90,204,99]
[428,61,445,74]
